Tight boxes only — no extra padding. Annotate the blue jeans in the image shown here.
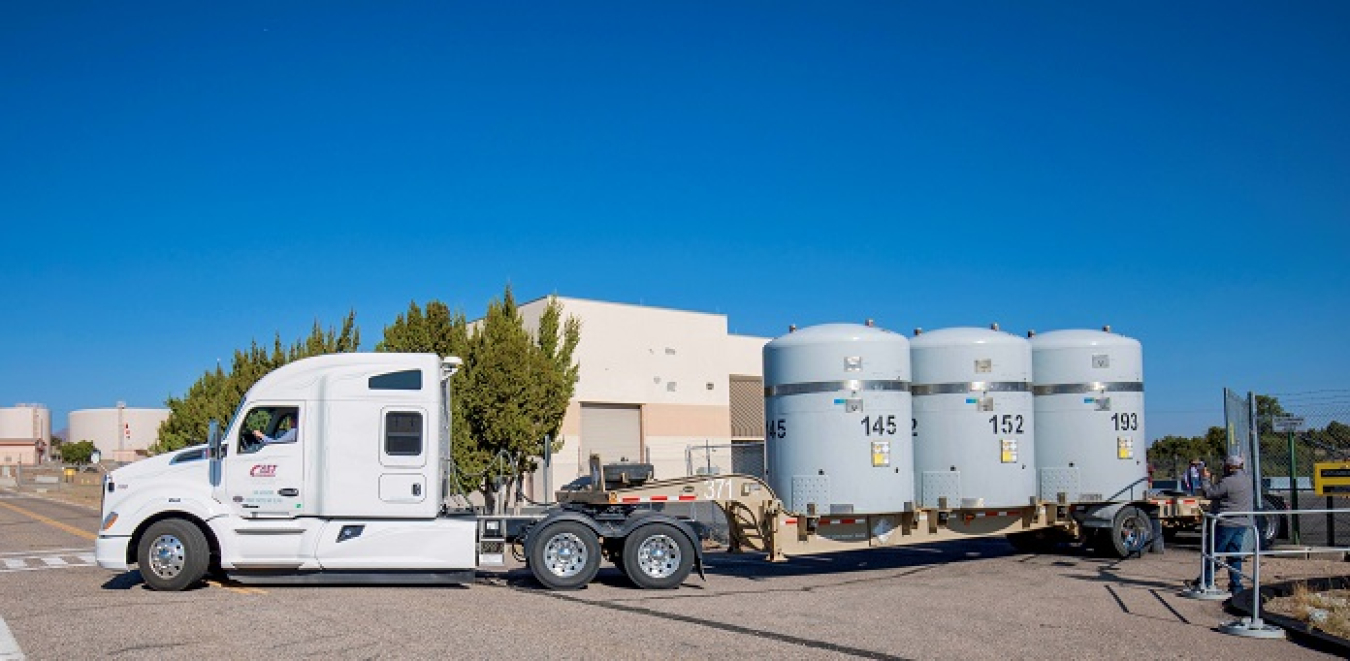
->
[1202,525,1247,591]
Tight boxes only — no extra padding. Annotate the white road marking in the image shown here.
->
[0,553,97,574]
[0,548,89,558]
[0,615,24,660]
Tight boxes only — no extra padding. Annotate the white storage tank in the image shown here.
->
[763,323,913,514]
[0,404,50,441]
[0,404,51,465]
[911,326,1035,508]
[1031,328,1146,503]
[68,404,171,463]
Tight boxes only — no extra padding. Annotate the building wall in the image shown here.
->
[515,297,768,496]
[0,405,51,465]
[68,407,171,463]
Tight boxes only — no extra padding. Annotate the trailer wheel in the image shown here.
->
[137,519,209,591]
[622,523,694,589]
[529,521,601,590]
[1105,506,1151,558]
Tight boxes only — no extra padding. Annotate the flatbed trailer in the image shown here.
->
[518,471,1169,590]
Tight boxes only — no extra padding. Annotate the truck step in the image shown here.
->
[478,539,506,566]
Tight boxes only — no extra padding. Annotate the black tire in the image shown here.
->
[1106,506,1152,558]
[136,519,209,591]
[1257,495,1288,549]
[528,521,601,590]
[622,523,695,590]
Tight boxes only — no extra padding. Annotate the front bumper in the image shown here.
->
[95,535,132,571]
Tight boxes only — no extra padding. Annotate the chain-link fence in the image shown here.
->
[665,441,765,545]
[1255,389,1350,547]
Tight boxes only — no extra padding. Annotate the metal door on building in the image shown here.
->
[729,375,765,440]
[581,403,642,465]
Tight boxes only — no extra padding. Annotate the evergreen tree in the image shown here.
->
[1146,426,1226,478]
[377,288,580,507]
[377,300,486,493]
[154,311,360,453]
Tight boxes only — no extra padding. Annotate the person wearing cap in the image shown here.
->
[1181,459,1205,495]
[1190,455,1254,593]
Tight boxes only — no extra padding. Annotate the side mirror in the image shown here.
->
[208,420,222,487]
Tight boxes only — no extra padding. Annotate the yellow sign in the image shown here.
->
[871,440,890,467]
[1001,438,1018,463]
[1117,436,1133,460]
[1314,462,1350,495]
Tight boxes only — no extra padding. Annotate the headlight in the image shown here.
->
[101,512,119,531]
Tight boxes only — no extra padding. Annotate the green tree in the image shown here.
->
[59,440,99,465]
[377,300,486,493]
[1255,394,1288,435]
[1147,427,1226,478]
[378,288,580,509]
[154,312,360,453]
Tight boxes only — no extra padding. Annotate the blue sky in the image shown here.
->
[3,2,1347,441]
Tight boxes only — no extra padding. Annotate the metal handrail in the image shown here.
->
[1188,506,1350,638]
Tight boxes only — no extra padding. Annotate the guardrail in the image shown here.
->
[1180,506,1350,639]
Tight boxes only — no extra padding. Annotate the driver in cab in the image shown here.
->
[252,412,297,445]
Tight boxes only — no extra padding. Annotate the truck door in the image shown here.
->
[221,403,307,518]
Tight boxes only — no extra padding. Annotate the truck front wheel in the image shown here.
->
[137,519,209,591]
[622,523,694,589]
[529,521,601,590]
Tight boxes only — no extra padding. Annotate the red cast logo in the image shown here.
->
[250,464,278,478]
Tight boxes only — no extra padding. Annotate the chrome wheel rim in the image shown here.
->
[148,534,185,579]
[542,532,587,578]
[1117,515,1145,549]
[636,534,680,579]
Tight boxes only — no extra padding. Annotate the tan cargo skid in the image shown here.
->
[556,473,1071,562]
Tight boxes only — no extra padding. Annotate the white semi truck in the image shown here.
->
[96,352,1168,592]
[96,353,713,591]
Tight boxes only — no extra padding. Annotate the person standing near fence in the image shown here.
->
[1190,455,1254,594]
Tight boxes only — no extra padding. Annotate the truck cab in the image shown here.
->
[95,353,479,590]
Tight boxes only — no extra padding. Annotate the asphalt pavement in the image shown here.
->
[0,490,1344,660]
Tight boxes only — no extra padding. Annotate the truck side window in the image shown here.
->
[239,406,300,455]
[385,412,422,456]
[370,370,422,390]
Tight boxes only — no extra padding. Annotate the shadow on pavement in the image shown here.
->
[501,537,1127,592]
[101,570,144,590]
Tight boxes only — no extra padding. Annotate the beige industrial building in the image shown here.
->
[515,297,768,498]
[68,404,171,463]
[0,404,51,465]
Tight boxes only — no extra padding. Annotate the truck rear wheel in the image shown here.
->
[622,523,694,590]
[137,519,209,591]
[529,521,601,590]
